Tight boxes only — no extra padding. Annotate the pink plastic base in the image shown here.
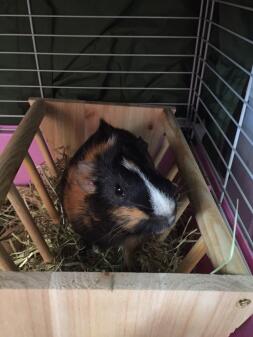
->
[0,126,44,185]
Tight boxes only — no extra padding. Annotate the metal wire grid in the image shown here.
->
[0,0,252,248]
[0,0,198,109]
[190,0,253,249]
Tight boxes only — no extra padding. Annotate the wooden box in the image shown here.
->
[0,99,252,337]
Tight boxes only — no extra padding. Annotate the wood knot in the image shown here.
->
[147,123,153,130]
[85,111,94,119]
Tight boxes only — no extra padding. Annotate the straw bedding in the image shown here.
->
[0,157,200,272]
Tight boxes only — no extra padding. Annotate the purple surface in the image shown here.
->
[0,126,44,185]
[157,147,175,176]
[192,144,253,337]
[192,143,253,273]
[230,315,253,337]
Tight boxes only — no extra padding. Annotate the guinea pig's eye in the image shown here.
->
[115,184,125,197]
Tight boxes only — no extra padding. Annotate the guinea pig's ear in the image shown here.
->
[137,136,149,152]
[76,162,96,194]
[135,136,154,167]
[98,119,115,137]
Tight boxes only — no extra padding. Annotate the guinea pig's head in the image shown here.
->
[64,119,177,246]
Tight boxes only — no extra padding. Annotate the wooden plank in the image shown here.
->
[0,272,252,337]
[176,236,207,273]
[166,163,178,181]
[154,137,169,168]
[0,99,45,209]
[163,109,250,274]
[35,129,57,177]
[24,154,60,224]
[175,194,190,223]
[154,106,176,168]
[0,242,18,271]
[7,184,53,263]
[31,98,166,160]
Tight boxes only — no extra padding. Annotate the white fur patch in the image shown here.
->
[122,159,175,218]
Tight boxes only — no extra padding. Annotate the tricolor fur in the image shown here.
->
[62,119,176,248]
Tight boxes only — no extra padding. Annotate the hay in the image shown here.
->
[0,156,200,272]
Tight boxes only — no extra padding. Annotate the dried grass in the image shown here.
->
[0,156,200,272]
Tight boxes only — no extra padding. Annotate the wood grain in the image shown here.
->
[35,129,57,177]
[32,99,165,161]
[24,154,60,224]
[166,163,178,181]
[0,99,45,209]
[163,109,250,274]
[176,236,207,273]
[0,272,252,337]
[7,184,53,263]
[154,136,169,168]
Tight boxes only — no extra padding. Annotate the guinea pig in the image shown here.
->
[62,119,177,269]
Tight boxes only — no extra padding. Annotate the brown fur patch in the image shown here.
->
[112,207,149,231]
[64,136,115,227]
[84,136,115,162]
[63,164,95,221]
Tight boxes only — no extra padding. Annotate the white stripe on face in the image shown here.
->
[122,159,175,218]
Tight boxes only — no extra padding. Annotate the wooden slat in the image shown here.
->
[35,129,57,177]
[166,163,178,181]
[154,106,174,169]
[163,109,250,274]
[0,99,45,209]
[159,194,190,241]
[175,194,190,223]
[0,272,252,337]
[30,98,166,160]
[23,154,60,224]
[7,184,53,263]
[176,236,207,273]
[0,242,18,271]
[154,137,169,168]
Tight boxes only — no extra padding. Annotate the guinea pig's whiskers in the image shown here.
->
[109,225,125,243]
[109,224,123,237]
[97,227,117,242]
[126,200,151,211]
[97,223,125,244]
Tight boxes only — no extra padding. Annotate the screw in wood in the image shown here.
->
[236,298,252,308]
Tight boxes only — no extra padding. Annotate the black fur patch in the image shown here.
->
[62,119,176,248]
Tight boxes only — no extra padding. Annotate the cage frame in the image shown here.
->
[0,0,252,254]
[0,97,250,275]
[0,0,253,334]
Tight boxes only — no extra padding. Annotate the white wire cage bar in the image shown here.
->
[190,0,253,252]
[0,14,199,19]
[0,69,192,74]
[196,95,252,182]
[0,52,195,57]
[0,0,252,252]
[0,33,197,39]
[0,85,190,91]
[26,0,43,98]
[193,117,253,250]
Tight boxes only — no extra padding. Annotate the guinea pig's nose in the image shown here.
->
[157,206,176,226]
[151,215,174,234]
[168,214,176,226]
[156,215,174,227]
